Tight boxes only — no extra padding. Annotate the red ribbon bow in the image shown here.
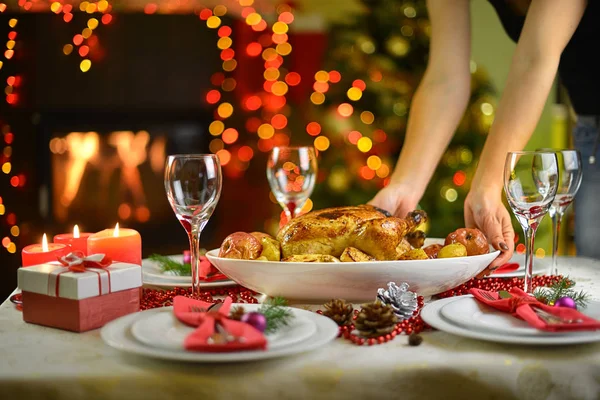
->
[58,251,112,272]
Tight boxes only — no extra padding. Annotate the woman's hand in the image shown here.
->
[464,189,514,278]
[368,183,422,218]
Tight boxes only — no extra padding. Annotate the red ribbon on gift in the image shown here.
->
[48,252,114,297]
[58,251,113,272]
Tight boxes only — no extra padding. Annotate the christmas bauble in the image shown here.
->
[554,297,577,310]
[241,311,267,332]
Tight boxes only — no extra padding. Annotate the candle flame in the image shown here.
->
[73,224,80,238]
[113,223,119,237]
[42,233,49,252]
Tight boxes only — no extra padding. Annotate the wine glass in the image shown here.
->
[504,151,558,294]
[164,154,222,296]
[267,146,317,221]
[536,149,583,275]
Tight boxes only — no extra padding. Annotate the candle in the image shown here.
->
[53,225,92,255]
[87,223,142,265]
[22,234,70,267]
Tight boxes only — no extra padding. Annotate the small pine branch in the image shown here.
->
[148,254,191,276]
[534,277,590,308]
[258,296,294,334]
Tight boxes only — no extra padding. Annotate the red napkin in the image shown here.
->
[492,262,519,274]
[469,287,600,332]
[173,296,267,352]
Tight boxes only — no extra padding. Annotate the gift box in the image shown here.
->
[18,258,142,332]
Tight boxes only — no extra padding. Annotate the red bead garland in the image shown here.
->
[436,274,567,299]
[141,286,260,310]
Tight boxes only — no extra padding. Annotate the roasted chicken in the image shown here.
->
[277,205,427,260]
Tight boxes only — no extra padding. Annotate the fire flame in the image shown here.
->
[62,132,99,207]
[113,222,119,237]
[108,131,150,207]
[73,224,80,238]
[42,233,48,252]
[54,130,165,223]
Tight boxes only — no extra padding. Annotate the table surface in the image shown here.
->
[1,256,599,400]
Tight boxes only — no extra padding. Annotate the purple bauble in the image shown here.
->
[554,296,577,310]
[241,312,267,333]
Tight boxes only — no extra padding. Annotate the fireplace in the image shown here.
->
[38,110,217,255]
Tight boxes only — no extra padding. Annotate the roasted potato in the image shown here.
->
[397,249,429,260]
[250,232,281,261]
[219,232,262,260]
[281,254,341,263]
[438,243,468,258]
[340,247,375,262]
[445,228,489,256]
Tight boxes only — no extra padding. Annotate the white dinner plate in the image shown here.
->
[206,238,500,302]
[130,305,317,351]
[421,296,600,345]
[101,304,339,362]
[488,253,549,278]
[142,255,237,288]
[440,295,600,336]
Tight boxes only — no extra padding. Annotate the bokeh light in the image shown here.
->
[367,155,382,170]
[285,72,301,86]
[209,120,225,136]
[348,131,362,145]
[360,111,375,124]
[206,90,221,104]
[310,92,325,105]
[80,59,92,72]
[216,149,231,166]
[222,128,239,144]
[338,103,354,117]
[271,114,287,129]
[257,124,275,139]
[217,102,234,119]
[357,137,373,153]
[314,136,330,151]
[347,87,362,101]
[453,170,467,186]
[306,122,321,136]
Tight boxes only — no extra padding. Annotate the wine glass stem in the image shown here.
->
[523,224,538,294]
[188,223,202,297]
[551,213,563,275]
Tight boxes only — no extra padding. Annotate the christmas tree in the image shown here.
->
[303,0,497,237]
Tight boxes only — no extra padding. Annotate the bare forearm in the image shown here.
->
[472,56,559,193]
[390,78,470,195]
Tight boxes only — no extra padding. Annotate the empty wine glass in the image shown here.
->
[536,149,583,275]
[165,154,222,296]
[267,146,317,221]
[504,151,558,294]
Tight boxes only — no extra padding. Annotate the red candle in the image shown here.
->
[53,225,92,255]
[22,234,70,267]
[87,223,142,265]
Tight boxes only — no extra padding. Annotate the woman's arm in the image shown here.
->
[467,0,587,271]
[471,0,587,194]
[369,0,471,216]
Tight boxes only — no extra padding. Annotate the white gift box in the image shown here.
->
[18,262,142,300]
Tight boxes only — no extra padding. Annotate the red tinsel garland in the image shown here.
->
[140,274,567,346]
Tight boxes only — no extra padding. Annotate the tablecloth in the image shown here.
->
[1,256,599,400]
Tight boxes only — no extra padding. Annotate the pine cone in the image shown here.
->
[322,299,354,326]
[377,282,418,321]
[229,306,245,321]
[355,301,397,338]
